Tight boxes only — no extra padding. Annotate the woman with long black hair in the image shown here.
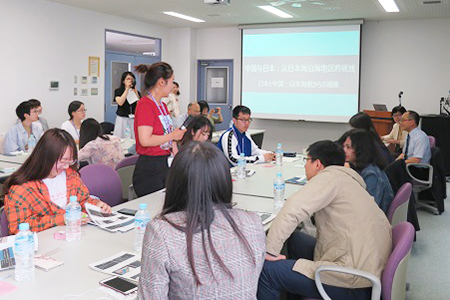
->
[138,142,266,299]
[114,71,141,138]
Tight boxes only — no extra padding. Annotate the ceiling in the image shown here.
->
[45,0,450,29]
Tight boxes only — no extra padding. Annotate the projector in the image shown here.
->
[204,0,231,5]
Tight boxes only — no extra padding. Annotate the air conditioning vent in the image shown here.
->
[205,0,231,5]
[422,0,442,4]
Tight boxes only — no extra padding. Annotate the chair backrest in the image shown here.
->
[115,155,138,170]
[79,164,124,207]
[428,135,436,148]
[387,182,412,227]
[115,155,139,200]
[100,122,115,135]
[1,208,9,237]
[381,222,415,300]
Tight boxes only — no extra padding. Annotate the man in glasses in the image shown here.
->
[258,140,392,300]
[397,110,431,164]
[3,101,43,154]
[218,105,274,166]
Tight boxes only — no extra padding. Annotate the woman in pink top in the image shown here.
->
[78,118,124,169]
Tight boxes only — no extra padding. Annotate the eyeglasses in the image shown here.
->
[302,157,312,164]
[237,118,253,123]
[76,109,87,113]
[58,159,78,166]
[399,118,412,123]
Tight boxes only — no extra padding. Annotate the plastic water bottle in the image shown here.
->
[124,125,131,140]
[66,196,82,242]
[14,223,35,282]
[237,153,246,179]
[273,173,285,213]
[134,203,151,252]
[27,134,37,153]
[276,143,283,166]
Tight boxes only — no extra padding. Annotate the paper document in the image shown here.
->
[126,90,139,104]
[286,176,307,185]
[85,203,135,233]
[90,251,141,282]
[257,212,276,225]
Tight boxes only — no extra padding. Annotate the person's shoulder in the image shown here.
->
[61,120,70,128]
[65,168,80,180]
[108,135,121,143]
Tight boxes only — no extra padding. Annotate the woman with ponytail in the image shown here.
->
[132,62,186,197]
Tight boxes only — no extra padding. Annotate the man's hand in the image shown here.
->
[396,153,404,160]
[264,152,275,162]
[265,253,286,261]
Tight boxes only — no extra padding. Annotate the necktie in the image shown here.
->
[404,134,410,159]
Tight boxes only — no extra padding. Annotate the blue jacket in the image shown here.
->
[360,164,394,214]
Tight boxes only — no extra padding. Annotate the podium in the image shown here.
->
[363,110,393,136]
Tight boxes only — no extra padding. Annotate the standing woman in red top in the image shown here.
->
[133,62,186,197]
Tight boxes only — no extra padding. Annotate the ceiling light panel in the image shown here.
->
[258,5,294,18]
[377,0,400,12]
[163,11,205,22]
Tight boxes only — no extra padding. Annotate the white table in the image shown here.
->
[0,162,20,181]
[0,154,29,165]
[232,158,306,200]
[1,191,274,298]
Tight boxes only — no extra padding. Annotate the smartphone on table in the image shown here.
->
[99,276,138,295]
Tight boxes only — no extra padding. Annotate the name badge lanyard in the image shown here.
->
[70,120,80,139]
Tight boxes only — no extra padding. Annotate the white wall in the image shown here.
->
[0,0,171,134]
[360,18,450,113]
[168,28,197,114]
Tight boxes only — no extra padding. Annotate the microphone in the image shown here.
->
[398,91,403,98]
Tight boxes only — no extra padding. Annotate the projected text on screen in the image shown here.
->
[242,25,361,123]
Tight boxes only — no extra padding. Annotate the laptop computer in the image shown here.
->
[373,104,388,111]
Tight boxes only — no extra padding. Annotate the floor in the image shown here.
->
[406,182,449,299]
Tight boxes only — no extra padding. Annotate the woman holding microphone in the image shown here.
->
[114,71,141,138]
[133,62,186,197]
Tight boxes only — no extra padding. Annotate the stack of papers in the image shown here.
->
[89,251,141,282]
[85,203,135,233]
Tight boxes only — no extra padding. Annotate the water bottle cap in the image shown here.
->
[139,203,147,210]
[240,152,245,157]
[276,172,282,177]
[277,143,281,147]
[19,223,30,230]
[69,196,78,202]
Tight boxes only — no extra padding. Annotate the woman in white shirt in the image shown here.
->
[61,101,86,144]
[381,105,407,156]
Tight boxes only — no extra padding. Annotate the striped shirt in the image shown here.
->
[5,168,99,234]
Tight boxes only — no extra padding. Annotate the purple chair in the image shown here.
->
[1,209,9,237]
[387,182,412,227]
[428,136,436,148]
[313,222,415,300]
[80,164,124,207]
[115,155,139,201]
